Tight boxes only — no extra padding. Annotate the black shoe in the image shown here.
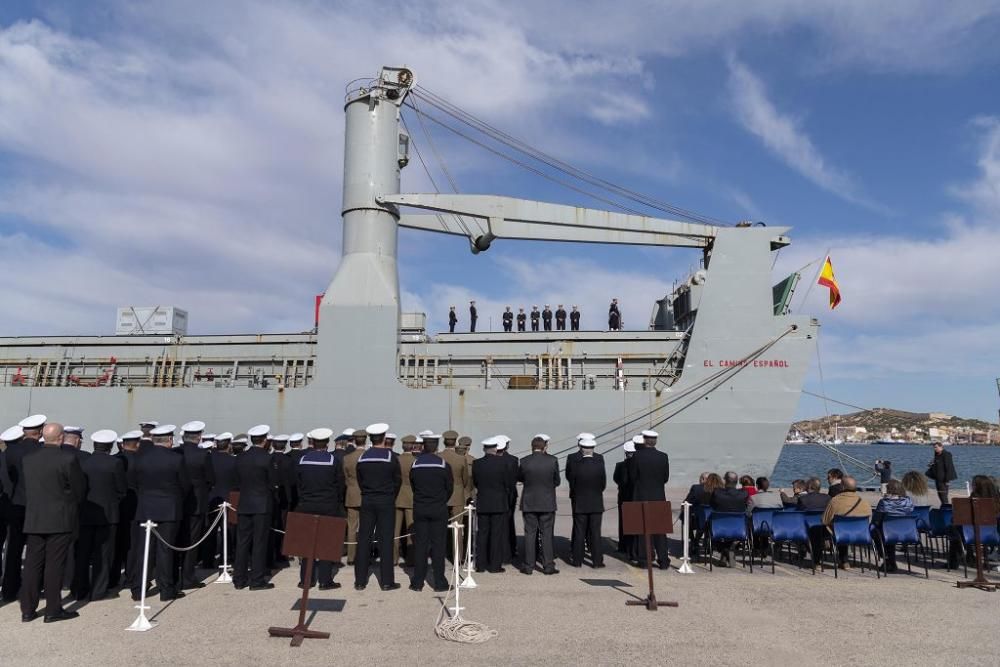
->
[542,567,559,575]
[474,567,486,573]
[297,582,310,589]
[249,583,274,591]
[318,582,341,590]
[380,583,401,591]
[519,567,533,575]
[22,611,39,623]
[432,584,450,592]
[182,582,207,590]
[488,567,506,574]
[593,562,606,569]
[408,584,423,592]
[569,561,582,568]
[354,584,366,591]
[233,583,248,590]
[44,609,79,623]
[130,590,142,601]
[160,591,186,601]
[658,561,671,570]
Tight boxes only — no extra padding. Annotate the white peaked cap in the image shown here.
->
[481,436,498,447]
[624,441,636,453]
[289,433,304,442]
[151,424,176,436]
[576,432,595,442]
[1,425,24,441]
[139,420,158,427]
[18,414,47,429]
[415,436,424,444]
[122,430,143,440]
[533,433,550,442]
[182,421,206,433]
[632,435,644,445]
[579,438,597,448]
[247,424,270,437]
[366,423,389,436]
[386,433,397,440]
[91,429,118,445]
[274,434,290,441]
[418,430,434,437]
[217,432,234,441]
[202,433,216,441]
[495,435,510,450]
[641,430,659,438]
[342,428,356,436]
[307,427,333,440]
[64,426,84,435]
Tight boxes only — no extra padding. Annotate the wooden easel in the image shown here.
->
[621,500,678,610]
[952,497,999,592]
[268,512,347,645]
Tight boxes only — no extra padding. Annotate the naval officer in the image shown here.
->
[178,420,214,589]
[288,433,305,463]
[354,423,402,590]
[472,438,510,573]
[130,424,190,601]
[613,439,637,555]
[530,306,540,331]
[19,423,86,623]
[73,429,127,602]
[542,305,553,331]
[570,306,581,331]
[626,429,670,568]
[516,308,526,332]
[469,301,478,332]
[208,433,239,569]
[1,414,45,603]
[448,306,457,333]
[496,436,519,562]
[233,424,278,590]
[608,298,621,330]
[555,305,567,331]
[296,427,345,589]
[502,306,514,332]
[393,435,417,566]
[567,437,606,568]
[409,436,453,591]
[111,430,140,592]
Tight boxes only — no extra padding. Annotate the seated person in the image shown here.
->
[900,470,936,507]
[821,476,872,568]
[826,468,845,497]
[740,475,757,499]
[780,479,805,508]
[683,472,710,508]
[873,479,914,572]
[710,472,748,566]
[748,477,783,513]
[798,477,831,511]
[948,474,1000,568]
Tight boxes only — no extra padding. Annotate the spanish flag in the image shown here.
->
[818,255,841,309]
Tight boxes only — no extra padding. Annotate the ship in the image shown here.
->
[0,66,819,487]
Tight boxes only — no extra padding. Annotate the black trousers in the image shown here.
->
[572,512,604,566]
[20,532,73,616]
[142,520,179,600]
[235,512,271,587]
[180,511,206,586]
[2,504,26,600]
[110,513,134,587]
[935,481,950,506]
[543,320,552,331]
[637,533,669,565]
[299,557,335,587]
[411,506,448,589]
[505,500,518,561]
[73,523,116,600]
[503,322,512,332]
[476,512,506,572]
[355,502,395,587]
[470,318,477,333]
[522,512,555,569]
[571,321,579,331]
[517,322,525,332]
[556,320,566,330]
[531,321,539,331]
[449,322,456,333]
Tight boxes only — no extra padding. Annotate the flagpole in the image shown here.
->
[795,247,831,312]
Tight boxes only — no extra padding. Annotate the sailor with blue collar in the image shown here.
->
[408,436,453,591]
[354,423,401,591]
[295,428,345,590]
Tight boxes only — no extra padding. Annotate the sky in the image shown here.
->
[1,1,999,421]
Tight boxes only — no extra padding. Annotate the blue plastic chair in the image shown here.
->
[830,516,879,578]
[801,510,828,570]
[706,512,752,572]
[769,511,813,574]
[912,505,932,533]
[749,508,777,569]
[928,506,954,568]
[695,506,713,564]
[877,515,928,578]
[959,524,1000,578]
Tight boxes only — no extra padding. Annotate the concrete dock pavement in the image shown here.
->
[1,489,998,665]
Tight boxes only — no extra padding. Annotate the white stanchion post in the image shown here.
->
[216,503,232,583]
[677,501,694,574]
[126,520,158,632]
[449,519,464,618]
[460,503,477,589]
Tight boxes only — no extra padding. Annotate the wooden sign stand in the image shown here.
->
[621,500,678,610]
[268,512,348,645]
[952,497,999,592]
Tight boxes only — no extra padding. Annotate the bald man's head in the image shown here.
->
[843,476,858,492]
[42,423,64,446]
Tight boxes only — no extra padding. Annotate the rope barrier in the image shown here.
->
[151,506,226,552]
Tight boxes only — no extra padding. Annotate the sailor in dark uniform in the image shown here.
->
[208,433,239,569]
[177,420,215,589]
[565,433,603,561]
[231,436,248,456]
[570,306,581,331]
[233,424,278,590]
[516,308,526,332]
[130,424,191,601]
[608,298,621,330]
[409,437,453,591]
[296,428,345,589]
[613,439,637,556]
[469,301,478,333]
[288,433,306,464]
[0,425,23,593]
[1,414,44,603]
[332,433,351,463]
[542,305,553,331]
[555,305,567,331]
[502,306,514,332]
[138,420,157,456]
[495,436,519,563]
[472,438,511,573]
[567,437,607,568]
[111,430,141,591]
[354,423,402,590]
[626,430,670,568]
[530,306,540,332]
[73,429,127,601]
[270,434,295,567]
[448,306,457,333]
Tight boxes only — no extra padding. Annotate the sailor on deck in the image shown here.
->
[516,308,526,332]
[408,437,453,592]
[570,305,581,331]
[542,305,553,331]
[503,306,514,332]
[608,298,621,330]
[530,305,540,332]
[448,305,457,333]
[354,423,402,590]
[469,301,478,333]
[555,305,567,331]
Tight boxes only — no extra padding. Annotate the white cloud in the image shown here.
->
[726,58,887,212]
[951,115,1000,213]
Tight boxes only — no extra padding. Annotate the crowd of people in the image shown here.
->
[0,415,674,625]
[448,298,625,333]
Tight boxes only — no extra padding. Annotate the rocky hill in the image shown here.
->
[791,408,998,443]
